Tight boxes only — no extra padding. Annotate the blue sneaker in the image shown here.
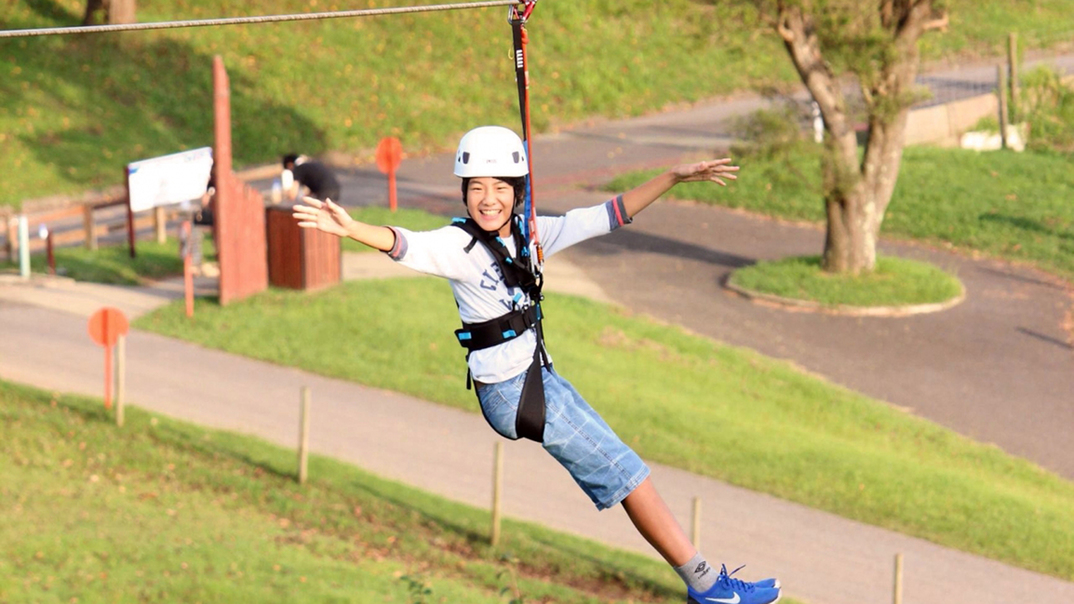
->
[687,564,781,604]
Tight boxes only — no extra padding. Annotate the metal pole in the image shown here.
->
[491,441,504,546]
[298,386,311,484]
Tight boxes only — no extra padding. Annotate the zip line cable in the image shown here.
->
[0,0,520,39]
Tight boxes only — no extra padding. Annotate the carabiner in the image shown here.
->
[507,0,537,24]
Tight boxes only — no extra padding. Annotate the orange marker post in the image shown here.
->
[375,137,403,212]
[88,307,129,410]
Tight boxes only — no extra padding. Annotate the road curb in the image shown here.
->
[722,275,967,317]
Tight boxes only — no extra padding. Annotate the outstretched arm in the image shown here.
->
[292,196,395,252]
[621,158,738,219]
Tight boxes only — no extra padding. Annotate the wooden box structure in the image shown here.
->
[265,205,341,291]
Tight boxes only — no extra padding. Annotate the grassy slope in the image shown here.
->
[134,279,1074,580]
[3,379,735,604]
[3,0,1073,208]
[609,146,1074,280]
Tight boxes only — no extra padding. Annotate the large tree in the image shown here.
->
[83,0,136,25]
[755,0,947,273]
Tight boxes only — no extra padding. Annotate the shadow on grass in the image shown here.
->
[1,0,325,200]
[980,213,1074,243]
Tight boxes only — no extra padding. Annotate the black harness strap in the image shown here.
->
[452,216,547,442]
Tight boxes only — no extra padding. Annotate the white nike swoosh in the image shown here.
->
[705,594,740,604]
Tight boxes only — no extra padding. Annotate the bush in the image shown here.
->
[1019,66,1074,154]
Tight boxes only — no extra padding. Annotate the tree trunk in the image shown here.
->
[82,0,106,25]
[772,0,934,274]
[83,0,136,25]
[821,134,879,274]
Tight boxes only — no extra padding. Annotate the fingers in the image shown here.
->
[301,196,324,208]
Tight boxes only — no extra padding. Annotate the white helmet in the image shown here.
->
[453,126,529,178]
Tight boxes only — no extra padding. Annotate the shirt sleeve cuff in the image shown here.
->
[384,226,407,260]
[606,195,632,231]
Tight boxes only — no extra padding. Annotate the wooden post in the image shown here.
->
[83,205,97,251]
[154,206,167,244]
[115,335,126,427]
[997,65,1009,150]
[491,441,504,546]
[126,166,137,259]
[893,553,904,604]
[1008,32,1019,121]
[691,496,702,551]
[45,230,55,275]
[298,386,311,484]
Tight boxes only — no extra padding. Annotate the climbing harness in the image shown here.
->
[451,216,549,443]
[449,2,549,443]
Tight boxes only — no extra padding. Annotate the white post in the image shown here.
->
[812,101,824,143]
[17,216,30,279]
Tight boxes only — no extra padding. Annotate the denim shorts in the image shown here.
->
[476,366,650,510]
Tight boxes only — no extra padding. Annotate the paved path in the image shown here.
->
[3,53,1074,603]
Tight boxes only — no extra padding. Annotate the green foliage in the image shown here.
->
[134,279,1074,580]
[730,102,810,161]
[1019,66,1074,154]
[399,574,434,604]
[729,255,964,307]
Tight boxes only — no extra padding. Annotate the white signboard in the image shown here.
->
[127,147,213,213]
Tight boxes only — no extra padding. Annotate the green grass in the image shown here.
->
[343,205,451,252]
[134,278,1074,581]
[608,146,1074,280]
[0,235,215,285]
[2,378,754,604]
[729,255,964,307]
[3,0,1072,208]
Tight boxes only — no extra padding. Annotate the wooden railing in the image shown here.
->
[1,198,184,262]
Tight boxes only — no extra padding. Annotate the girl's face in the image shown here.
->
[466,177,515,237]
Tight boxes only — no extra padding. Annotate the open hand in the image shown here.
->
[672,158,739,186]
[292,196,353,237]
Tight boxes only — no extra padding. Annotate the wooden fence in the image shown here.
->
[1,198,184,263]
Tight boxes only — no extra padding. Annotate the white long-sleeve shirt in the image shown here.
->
[385,197,631,383]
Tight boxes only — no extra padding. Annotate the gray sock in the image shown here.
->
[674,552,718,592]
